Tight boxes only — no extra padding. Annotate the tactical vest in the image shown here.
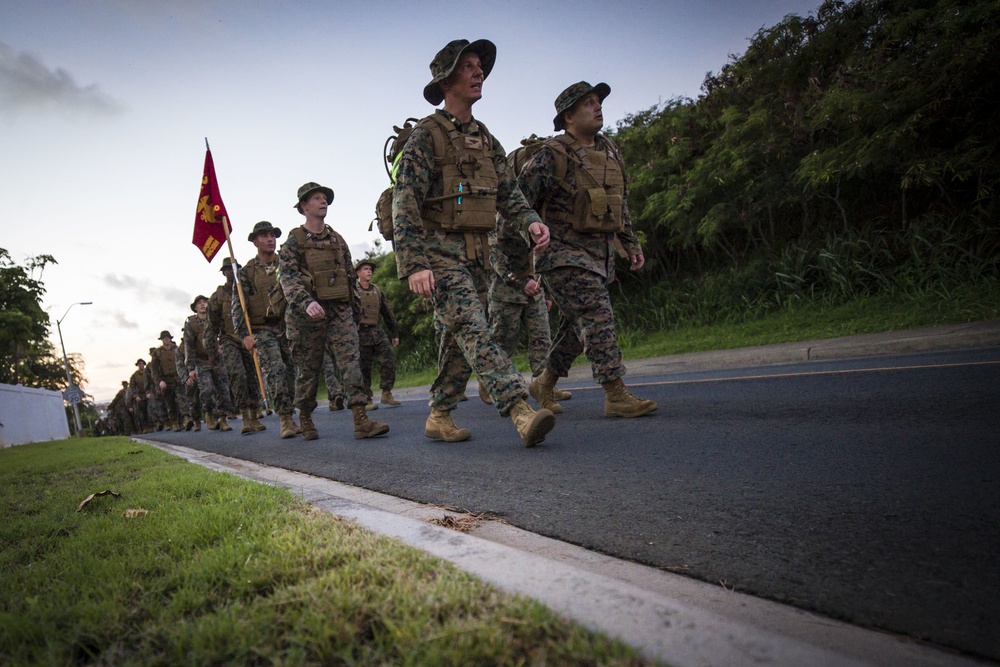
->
[245,260,286,326]
[186,315,208,358]
[215,283,238,340]
[157,346,177,383]
[544,134,625,234]
[358,286,381,326]
[419,114,499,233]
[289,226,350,302]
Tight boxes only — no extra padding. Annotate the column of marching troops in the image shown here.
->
[98,38,658,447]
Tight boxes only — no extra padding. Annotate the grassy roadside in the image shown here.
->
[0,438,659,666]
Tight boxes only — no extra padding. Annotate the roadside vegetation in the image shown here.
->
[367,0,1000,387]
[0,438,657,666]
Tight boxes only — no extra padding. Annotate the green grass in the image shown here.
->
[0,438,659,666]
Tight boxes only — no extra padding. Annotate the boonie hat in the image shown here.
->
[423,39,496,106]
[220,257,235,272]
[159,331,172,340]
[135,358,145,366]
[248,220,282,242]
[190,295,209,312]
[553,81,611,131]
[294,182,335,213]
[354,258,374,272]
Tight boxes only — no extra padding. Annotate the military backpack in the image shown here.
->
[370,118,421,243]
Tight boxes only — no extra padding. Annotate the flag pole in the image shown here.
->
[221,216,269,406]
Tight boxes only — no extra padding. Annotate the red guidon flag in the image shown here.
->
[192,147,232,262]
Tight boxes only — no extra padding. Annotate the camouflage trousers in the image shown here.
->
[286,300,366,414]
[218,336,257,410]
[359,325,396,398]
[253,325,295,415]
[541,266,625,385]
[158,381,188,423]
[131,398,150,431]
[322,351,342,399]
[146,391,165,425]
[488,294,551,378]
[192,360,233,418]
[431,265,528,416]
[184,378,201,420]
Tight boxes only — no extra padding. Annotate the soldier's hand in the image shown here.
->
[189,370,197,382]
[158,380,166,390]
[408,270,435,298]
[242,335,256,352]
[306,300,326,319]
[524,278,542,298]
[630,253,645,271]
[528,222,550,252]
[391,338,399,347]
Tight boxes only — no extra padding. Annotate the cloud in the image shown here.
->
[0,41,124,118]
[102,273,189,308]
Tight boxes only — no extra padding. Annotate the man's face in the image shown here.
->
[195,299,208,315]
[137,360,146,370]
[254,231,277,254]
[160,337,172,348]
[222,267,234,282]
[442,52,484,105]
[356,265,373,282]
[299,191,329,218]
[565,92,604,135]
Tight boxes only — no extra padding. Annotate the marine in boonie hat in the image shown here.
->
[294,182,335,214]
[423,38,496,106]
[553,81,611,132]
[190,295,209,312]
[247,220,282,242]
[159,331,172,341]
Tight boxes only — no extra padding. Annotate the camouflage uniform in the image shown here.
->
[128,362,151,432]
[149,337,188,427]
[177,340,198,423]
[233,255,296,416]
[356,281,399,400]
[208,272,256,411]
[142,349,165,428]
[322,351,342,404]
[183,307,234,420]
[488,227,552,377]
[278,223,367,414]
[517,130,640,386]
[392,109,540,416]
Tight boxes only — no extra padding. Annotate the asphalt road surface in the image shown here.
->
[146,346,1000,662]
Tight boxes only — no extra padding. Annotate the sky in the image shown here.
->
[1,0,822,403]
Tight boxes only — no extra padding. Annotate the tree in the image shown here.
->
[0,248,82,390]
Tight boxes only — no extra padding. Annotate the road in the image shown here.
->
[146,346,1000,662]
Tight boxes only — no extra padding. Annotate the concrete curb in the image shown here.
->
[144,441,988,667]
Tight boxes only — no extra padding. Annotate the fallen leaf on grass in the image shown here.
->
[123,509,148,518]
[77,490,121,512]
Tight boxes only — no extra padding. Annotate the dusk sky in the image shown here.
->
[1,0,822,402]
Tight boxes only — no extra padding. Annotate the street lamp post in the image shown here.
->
[57,301,92,436]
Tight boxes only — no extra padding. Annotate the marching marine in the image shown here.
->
[354,258,401,409]
[149,331,192,431]
[233,220,300,439]
[517,81,656,418]
[278,182,389,441]
[183,295,234,431]
[391,38,556,447]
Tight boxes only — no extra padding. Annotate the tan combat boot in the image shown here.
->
[192,418,201,432]
[424,407,471,442]
[328,395,345,411]
[477,381,493,405]
[365,397,378,411]
[183,415,194,431]
[352,405,389,439]
[278,412,297,439]
[528,369,563,414]
[299,412,318,440]
[205,413,219,430]
[380,390,401,406]
[602,378,657,418]
[218,414,233,432]
[240,408,254,435]
[248,409,266,432]
[509,399,556,447]
[553,387,573,401]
